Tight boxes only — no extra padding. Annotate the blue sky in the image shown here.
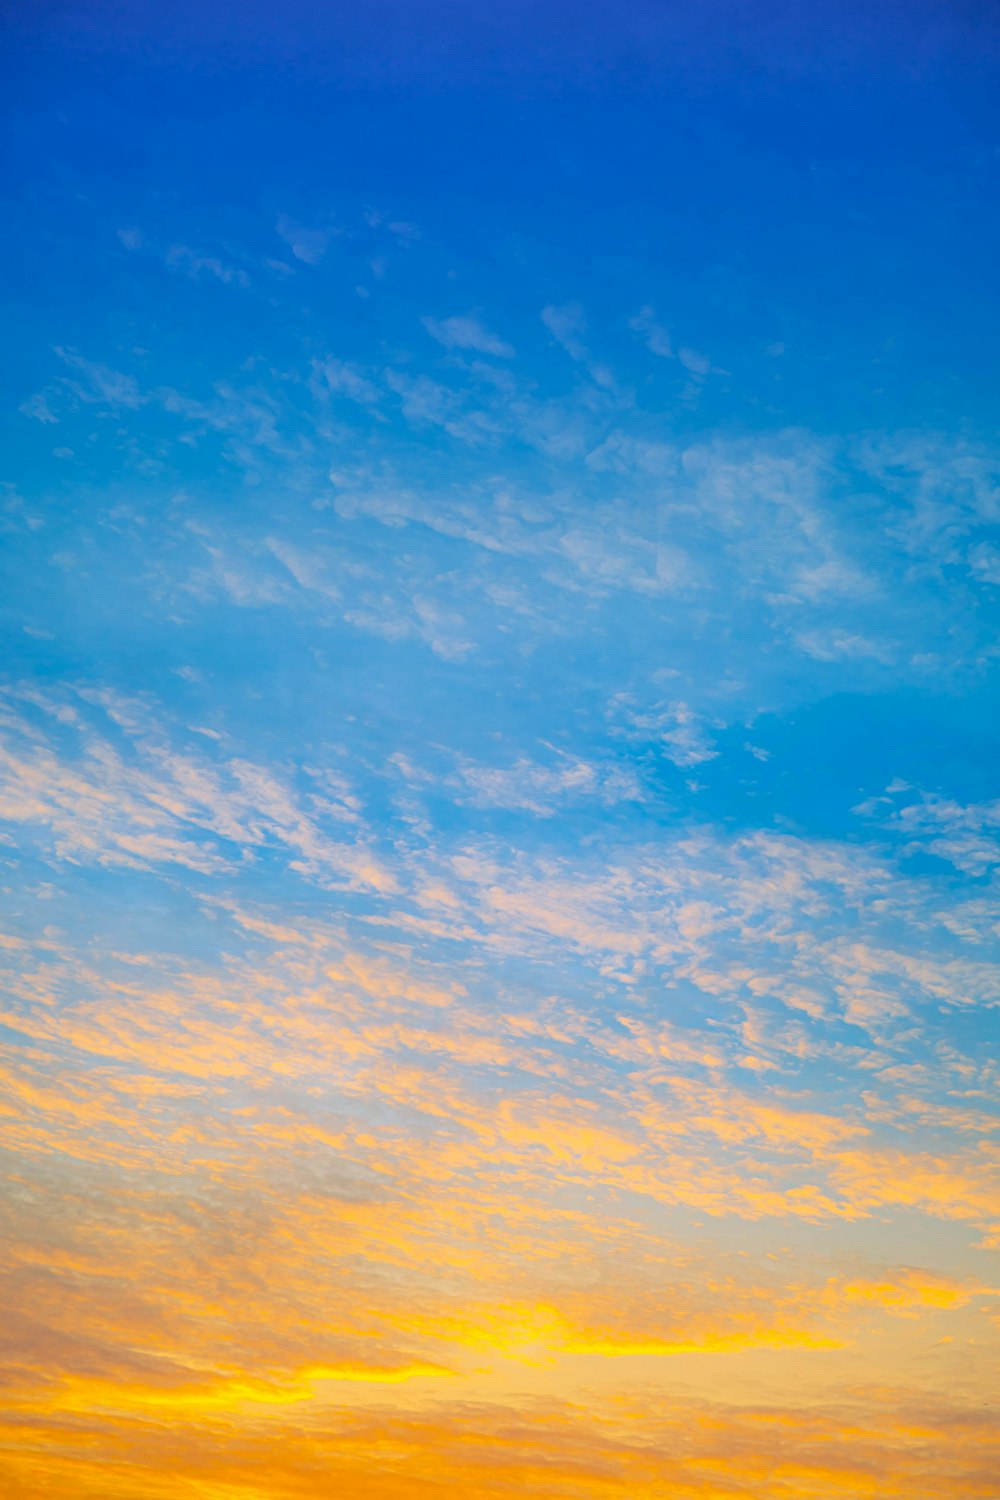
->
[2,4,1000,1498]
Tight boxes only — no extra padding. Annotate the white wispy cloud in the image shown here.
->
[0,689,393,892]
[629,305,673,359]
[314,357,382,409]
[608,695,718,768]
[275,214,332,264]
[166,246,250,287]
[423,315,514,358]
[451,752,643,817]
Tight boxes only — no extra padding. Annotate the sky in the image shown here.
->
[2,1,1000,1496]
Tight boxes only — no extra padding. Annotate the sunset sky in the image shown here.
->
[2,2,1000,1496]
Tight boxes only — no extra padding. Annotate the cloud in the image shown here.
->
[265,536,341,598]
[608,694,718,767]
[18,392,59,424]
[315,357,382,408]
[968,542,1000,584]
[834,1269,979,1315]
[541,302,589,361]
[165,246,250,287]
[796,628,892,663]
[539,302,618,389]
[629,306,716,384]
[54,347,144,409]
[452,752,642,817]
[0,688,393,892]
[857,786,1000,876]
[423,315,514,358]
[275,215,331,264]
[629,304,674,359]
[385,370,499,443]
